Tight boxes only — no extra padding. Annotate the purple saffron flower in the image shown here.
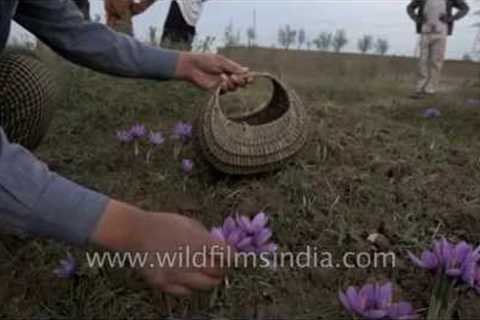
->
[460,247,480,293]
[116,130,133,143]
[387,302,418,320]
[211,212,277,254]
[422,108,441,119]
[129,124,146,139]
[148,131,165,145]
[338,282,418,320]
[181,159,194,174]
[53,254,76,279]
[172,121,192,141]
[408,238,478,281]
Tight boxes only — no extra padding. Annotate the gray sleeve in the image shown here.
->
[0,128,109,244]
[13,0,179,80]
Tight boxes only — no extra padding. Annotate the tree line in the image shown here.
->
[223,22,390,56]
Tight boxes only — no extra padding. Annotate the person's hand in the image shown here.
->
[91,200,231,295]
[175,52,254,92]
[439,14,453,24]
[414,15,426,23]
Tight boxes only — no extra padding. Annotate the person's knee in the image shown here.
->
[0,52,58,151]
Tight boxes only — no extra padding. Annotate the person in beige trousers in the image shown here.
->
[407,0,470,98]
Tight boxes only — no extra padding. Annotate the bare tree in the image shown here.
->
[224,21,241,47]
[298,28,307,49]
[313,32,333,51]
[246,26,256,48]
[332,29,348,53]
[375,38,390,55]
[463,53,473,61]
[474,8,480,59]
[194,36,216,53]
[357,35,373,54]
[278,25,297,49]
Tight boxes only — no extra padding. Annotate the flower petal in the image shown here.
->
[361,309,388,319]
[236,236,254,251]
[236,215,253,233]
[388,302,418,319]
[226,229,244,246]
[254,228,272,245]
[223,217,237,233]
[358,284,374,311]
[377,282,393,308]
[345,286,362,313]
[454,241,473,263]
[251,212,268,232]
[446,268,462,277]
[210,227,225,242]
[339,291,354,313]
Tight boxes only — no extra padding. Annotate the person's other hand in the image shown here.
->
[91,200,231,295]
[415,15,426,24]
[439,14,453,24]
[175,52,254,92]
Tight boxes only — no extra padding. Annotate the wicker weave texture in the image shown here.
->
[0,53,56,150]
[195,72,309,175]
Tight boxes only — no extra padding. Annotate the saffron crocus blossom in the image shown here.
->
[148,131,165,145]
[181,159,194,175]
[408,238,480,319]
[129,123,146,139]
[211,212,277,254]
[408,238,477,281]
[171,121,192,141]
[145,131,165,163]
[116,130,133,143]
[53,254,76,279]
[127,124,146,156]
[422,108,441,119]
[460,247,480,294]
[339,282,418,320]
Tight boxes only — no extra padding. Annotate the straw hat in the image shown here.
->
[0,52,57,150]
[195,72,308,175]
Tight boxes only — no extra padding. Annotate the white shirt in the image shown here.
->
[175,0,207,27]
[422,0,448,34]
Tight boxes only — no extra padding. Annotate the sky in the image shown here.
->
[9,0,480,60]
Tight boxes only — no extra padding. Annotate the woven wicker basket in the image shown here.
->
[0,52,57,150]
[195,72,308,175]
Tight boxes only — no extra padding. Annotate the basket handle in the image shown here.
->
[211,72,288,111]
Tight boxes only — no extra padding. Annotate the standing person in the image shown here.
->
[1,0,252,296]
[105,0,156,36]
[407,0,470,98]
[161,0,208,50]
[72,0,90,20]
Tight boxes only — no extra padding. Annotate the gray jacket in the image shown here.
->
[0,0,179,244]
[407,0,470,35]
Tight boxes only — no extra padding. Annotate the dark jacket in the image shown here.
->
[72,0,90,20]
[407,0,470,36]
